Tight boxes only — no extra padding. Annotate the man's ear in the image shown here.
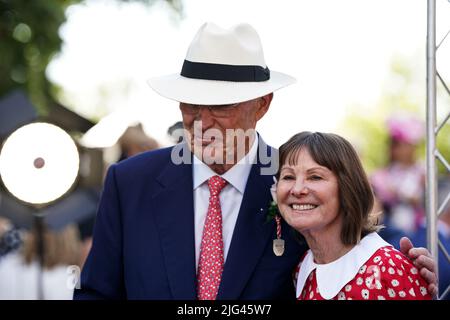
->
[255,93,273,121]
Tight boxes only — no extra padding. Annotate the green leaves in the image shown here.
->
[266,201,279,223]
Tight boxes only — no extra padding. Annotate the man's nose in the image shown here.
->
[196,107,215,129]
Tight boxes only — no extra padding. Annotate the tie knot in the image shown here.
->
[208,175,228,195]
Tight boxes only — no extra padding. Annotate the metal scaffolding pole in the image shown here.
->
[426,0,438,276]
[427,0,450,300]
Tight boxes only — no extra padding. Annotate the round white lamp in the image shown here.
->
[0,122,80,205]
[0,122,80,300]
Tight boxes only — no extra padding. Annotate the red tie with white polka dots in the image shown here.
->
[197,175,228,300]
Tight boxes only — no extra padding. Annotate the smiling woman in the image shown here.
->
[276,131,378,247]
[275,131,432,300]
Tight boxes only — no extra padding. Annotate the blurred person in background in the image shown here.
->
[0,217,23,259]
[371,114,425,234]
[117,123,160,161]
[77,215,96,270]
[167,121,184,144]
[0,223,81,300]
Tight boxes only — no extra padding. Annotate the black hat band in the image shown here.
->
[180,60,270,82]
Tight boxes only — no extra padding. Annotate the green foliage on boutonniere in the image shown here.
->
[266,200,279,223]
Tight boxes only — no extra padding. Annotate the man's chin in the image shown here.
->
[190,145,227,164]
[190,141,222,151]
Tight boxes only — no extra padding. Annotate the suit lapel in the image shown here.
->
[218,142,276,299]
[152,150,197,299]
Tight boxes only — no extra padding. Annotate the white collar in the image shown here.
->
[193,134,258,193]
[296,232,391,300]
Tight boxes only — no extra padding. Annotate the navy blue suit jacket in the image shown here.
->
[74,141,306,300]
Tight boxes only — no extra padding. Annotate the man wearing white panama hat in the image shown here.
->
[75,22,437,300]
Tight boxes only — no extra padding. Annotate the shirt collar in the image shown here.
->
[296,232,391,300]
[193,134,258,193]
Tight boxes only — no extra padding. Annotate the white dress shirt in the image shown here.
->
[193,135,259,270]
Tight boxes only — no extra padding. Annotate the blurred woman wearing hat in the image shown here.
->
[371,114,425,234]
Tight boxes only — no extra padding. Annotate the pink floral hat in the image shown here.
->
[386,114,425,145]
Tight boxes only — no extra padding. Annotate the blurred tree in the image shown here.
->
[339,54,450,175]
[436,123,450,175]
[0,0,182,115]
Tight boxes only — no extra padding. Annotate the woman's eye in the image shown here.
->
[281,175,294,180]
[309,175,322,181]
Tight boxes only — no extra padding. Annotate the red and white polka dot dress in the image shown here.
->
[297,246,431,300]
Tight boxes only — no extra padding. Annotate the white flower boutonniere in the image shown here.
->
[266,177,279,223]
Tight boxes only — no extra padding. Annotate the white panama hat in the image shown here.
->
[147,22,296,105]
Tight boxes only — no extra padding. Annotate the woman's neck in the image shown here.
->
[303,229,355,265]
